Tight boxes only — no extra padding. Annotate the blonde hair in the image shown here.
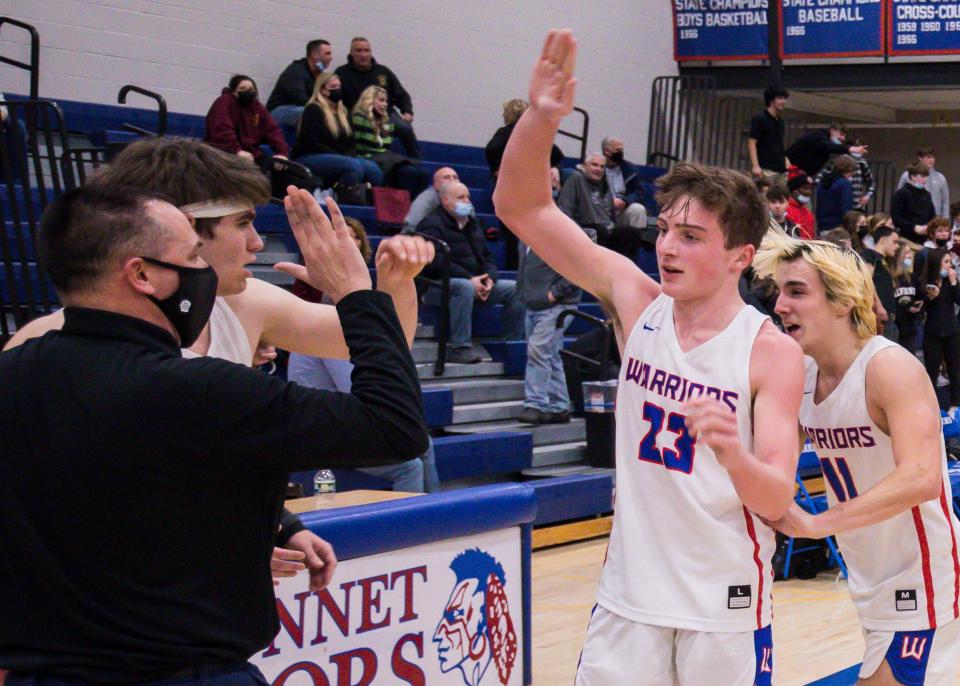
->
[753,222,878,339]
[502,98,529,125]
[352,85,389,139]
[303,72,351,138]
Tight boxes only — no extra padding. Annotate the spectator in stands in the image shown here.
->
[352,86,430,197]
[860,225,900,341]
[815,135,875,210]
[287,217,440,492]
[266,39,333,127]
[747,85,789,180]
[601,137,649,231]
[891,162,935,245]
[892,241,922,353]
[786,172,816,239]
[951,201,960,236]
[840,210,867,250]
[918,248,960,413]
[864,212,894,250]
[404,166,460,232]
[0,184,429,685]
[924,216,953,251]
[814,155,856,233]
[898,145,950,218]
[785,122,867,177]
[205,74,288,171]
[486,99,564,269]
[336,37,419,158]
[292,72,383,191]
[517,227,596,424]
[820,227,853,250]
[766,181,800,237]
[557,153,614,244]
[418,182,525,364]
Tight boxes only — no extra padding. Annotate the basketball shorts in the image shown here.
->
[575,605,773,686]
[859,618,960,685]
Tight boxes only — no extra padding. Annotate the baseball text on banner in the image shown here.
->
[781,0,884,58]
[673,0,770,61]
[889,0,960,55]
[253,528,524,686]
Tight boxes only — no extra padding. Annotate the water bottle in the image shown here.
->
[314,469,336,495]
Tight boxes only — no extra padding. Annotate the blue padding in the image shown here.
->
[803,664,860,686]
[798,446,821,478]
[433,431,532,480]
[483,340,528,375]
[531,473,614,526]
[299,482,537,561]
[421,386,453,428]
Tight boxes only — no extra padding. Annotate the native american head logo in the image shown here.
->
[432,548,518,686]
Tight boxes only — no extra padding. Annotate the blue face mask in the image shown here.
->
[911,181,926,190]
[903,258,913,269]
[454,201,473,218]
[315,61,326,72]
[941,269,950,279]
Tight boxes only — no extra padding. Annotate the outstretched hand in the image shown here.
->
[529,29,578,124]
[274,187,372,303]
[375,234,436,285]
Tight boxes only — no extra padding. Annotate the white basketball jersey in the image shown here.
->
[800,336,960,631]
[597,294,774,632]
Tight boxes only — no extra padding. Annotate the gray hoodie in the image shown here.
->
[517,227,597,311]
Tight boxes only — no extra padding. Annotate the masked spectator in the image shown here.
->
[898,146,949,218]
[891,162,935,245]
[292,71,383,190]
[266,39,333,127]
[205,74,288,170]
[814,134,875,210]
[786,172,816,239]
[785,122,867,176]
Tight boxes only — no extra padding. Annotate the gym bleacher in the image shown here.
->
[0,52,668,541]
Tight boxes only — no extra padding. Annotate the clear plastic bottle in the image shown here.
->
[313,469,336,495]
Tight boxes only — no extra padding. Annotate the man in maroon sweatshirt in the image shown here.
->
[205,74,289,168]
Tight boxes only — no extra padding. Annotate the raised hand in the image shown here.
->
[274,187,372,303]
[375,234,436,285]
[528,29,578,124]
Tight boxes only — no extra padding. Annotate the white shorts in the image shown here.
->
[859,618,960,685]
[575,605,773,686]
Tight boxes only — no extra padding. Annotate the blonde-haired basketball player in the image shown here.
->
[756,228,960,685]
[496,31,804,685]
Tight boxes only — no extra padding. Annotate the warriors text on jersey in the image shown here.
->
[597,294,774,631]
[800,336,960,631]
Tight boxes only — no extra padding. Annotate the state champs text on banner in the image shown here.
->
[673,0,770,61]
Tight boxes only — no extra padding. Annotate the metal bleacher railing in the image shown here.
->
[557,106,590,163]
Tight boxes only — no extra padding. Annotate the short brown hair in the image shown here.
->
[928,216,950,235]
[655,162,767,249]
[907,162,930,177]
[89,137,270,238]
[766,181,789,202]
[344,216,372,263]
[918,145,935,157]
[832,155,857,176]
[820,227,852,247]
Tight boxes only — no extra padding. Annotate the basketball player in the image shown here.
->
[3,138,434,592]
[754,230,960,685]
[495,30,804,685]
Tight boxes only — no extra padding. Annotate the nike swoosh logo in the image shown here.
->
[643,324,657,331]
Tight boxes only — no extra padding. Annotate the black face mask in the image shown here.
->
[236,90,257,105]
[937,238,949,247]
[609,151,624,164]
[141,257,219,347]
[328,89,343,104]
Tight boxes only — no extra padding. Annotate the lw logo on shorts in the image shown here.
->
[728,585,752,610]
[900,635,929,661]
[434,548,518,686]
[896,589,918,612]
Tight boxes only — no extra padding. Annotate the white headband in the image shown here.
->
[179,199,255,219]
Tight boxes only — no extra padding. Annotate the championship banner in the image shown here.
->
[780,0,885,58]
[673,0,769,61]
[252,527,524,686]
[889,0,960,55]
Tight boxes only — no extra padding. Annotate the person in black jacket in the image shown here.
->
[0,185,429,684]
[891,162,936,245]
[266,39,332,127]
[418,182,525,363]
[485,98,564,269]
[292,71,383,188]
[785,122,867,177]
[860,225,900,341]
[335,37,420,158]
[918,247,960,411]
[892,242,923,353]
